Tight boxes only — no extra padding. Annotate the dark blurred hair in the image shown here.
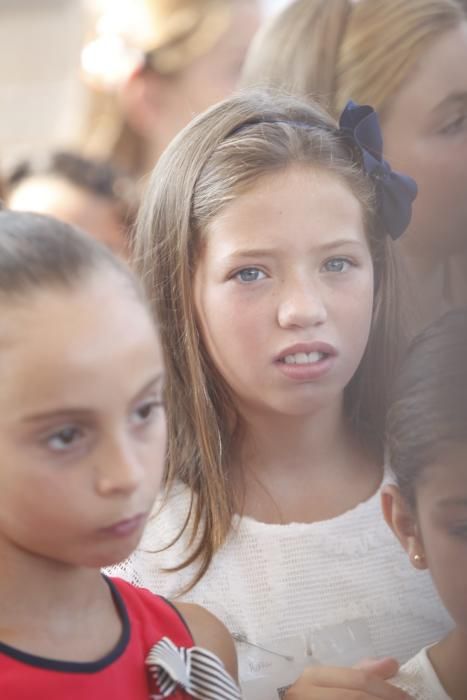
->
[386,309,467,505]
[6,151,137,226]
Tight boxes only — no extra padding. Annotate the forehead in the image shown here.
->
[203,165,367,254]
[0,272,160,400]
[417,442,467,496]
[388,23,467,119]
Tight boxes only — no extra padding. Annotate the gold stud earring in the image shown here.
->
[413,553,424,564]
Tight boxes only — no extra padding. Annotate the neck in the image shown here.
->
[429,629,467,700]
[0,542,108,632]
[240,396,347,473]
[234,396,379,523]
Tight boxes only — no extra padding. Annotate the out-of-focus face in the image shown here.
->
[193,166,374,420]
[8,176,128,257]
[382,23,467,258]
[0,270,166,569]
[413,444,467,634]
[145,1,260,157]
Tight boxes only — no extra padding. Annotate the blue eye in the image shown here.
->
[47,426,82,452]
[235,268,266,283]
[323,257,352,273]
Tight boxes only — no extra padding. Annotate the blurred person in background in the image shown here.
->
[81,0,260,178]
[242,0,467,329]
[5,152,135,257]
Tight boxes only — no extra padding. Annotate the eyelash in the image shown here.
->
[440,114,467,135]
[322,257,355,273]
[449,525,467,539]
[129,398,165,427]
[46,426,83,453]
[232,257,356,283]
[232,267,267,283]
[41,398,164,454]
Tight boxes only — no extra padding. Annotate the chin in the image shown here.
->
[87,540,143,569]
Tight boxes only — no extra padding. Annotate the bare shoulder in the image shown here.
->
[173,601,238,682]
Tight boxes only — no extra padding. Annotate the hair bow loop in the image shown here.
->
[339,101,417,240]
[146,637,242,699]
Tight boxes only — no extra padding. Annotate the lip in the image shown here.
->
[274,342,337,382]
[99,512,147,538]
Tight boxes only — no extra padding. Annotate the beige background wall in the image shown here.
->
[0,0,290,169]
[0,0,85,168]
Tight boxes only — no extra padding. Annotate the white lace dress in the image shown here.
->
[108,476,452,693]
[392,647,451,700]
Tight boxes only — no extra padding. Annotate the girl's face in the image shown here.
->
[143,1,260,158]
[382,23,467,257]
[412,443,467,634]
[0,270,166,569]
[194,166,374,419]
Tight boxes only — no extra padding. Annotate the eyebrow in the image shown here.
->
[223,239,365,260]
[432,92,467,114]
[22,372,165,424]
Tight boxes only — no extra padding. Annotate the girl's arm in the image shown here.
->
[174,602,238,682]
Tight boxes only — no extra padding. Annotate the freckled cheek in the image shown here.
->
[205,293,268,335]
[334,280,374,332]
[411,146,467,202]
[5,475,75,535]
[426,540,467,625]
[423,529,466,581]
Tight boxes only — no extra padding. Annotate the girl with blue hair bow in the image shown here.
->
[242,0,467,331]
[110,90,451,699]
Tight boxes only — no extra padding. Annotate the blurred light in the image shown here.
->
[81,34,144,90]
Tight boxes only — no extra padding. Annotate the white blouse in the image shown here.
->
[109,477,452,692]
[392,647,451,700]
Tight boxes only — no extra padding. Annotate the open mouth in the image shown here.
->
[278,351,328,365]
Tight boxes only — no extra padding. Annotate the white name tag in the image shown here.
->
[237,620,375,700]
[238,634,312,700]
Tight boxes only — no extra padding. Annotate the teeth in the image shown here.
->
[284,352,324,365]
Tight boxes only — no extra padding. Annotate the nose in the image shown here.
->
[95,436,145,497]
[277,276,327,329]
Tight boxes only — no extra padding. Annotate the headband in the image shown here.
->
[227,101,417,240]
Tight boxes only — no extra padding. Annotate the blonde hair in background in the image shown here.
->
[81,0,233,174]
[242,0,464,118]
[135,89,406,589]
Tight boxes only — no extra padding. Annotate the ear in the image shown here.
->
[119,68,162,137]
[381,484,427,570]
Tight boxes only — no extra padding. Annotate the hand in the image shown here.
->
[284,658,413,699]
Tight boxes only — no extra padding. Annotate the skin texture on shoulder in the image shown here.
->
[173,602,239,682]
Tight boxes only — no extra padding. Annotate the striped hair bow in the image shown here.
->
[146,637,242,699]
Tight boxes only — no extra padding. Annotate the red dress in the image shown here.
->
[0,577,193,699]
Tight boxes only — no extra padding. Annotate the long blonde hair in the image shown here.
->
[135,90,405,586]
[242,0,464,118]
[81,0,235,174]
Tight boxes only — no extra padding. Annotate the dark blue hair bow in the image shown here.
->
[338,101,417,240]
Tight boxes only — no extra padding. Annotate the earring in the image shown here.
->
[412,553,424,565]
